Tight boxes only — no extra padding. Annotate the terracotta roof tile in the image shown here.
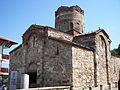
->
[0,36,17,44]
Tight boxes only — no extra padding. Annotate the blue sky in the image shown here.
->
[0,0,120,54]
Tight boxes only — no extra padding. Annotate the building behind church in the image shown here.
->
[9,6,120,89]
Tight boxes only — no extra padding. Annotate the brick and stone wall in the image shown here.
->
[48,27,73,41]
[10,26,47,88]
[10,26,95,88]
[72,46,94,87]
[10,26,73,88]
[22,27,49,87]
[95,31,111,85]
[55,6,84,34]
[73,30,116,86]
[9,44,25,88]
[10,45,24,71]
[73,34,96,49]
[109,56,120,83]
[10,25,120,89]
[9,5,120,89]
[43,38,73,87]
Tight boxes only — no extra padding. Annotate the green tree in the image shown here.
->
[118,44,120,55]
[111,44,120,56]
[111,49,118,56]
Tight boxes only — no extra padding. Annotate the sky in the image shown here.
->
[0,0,120,54]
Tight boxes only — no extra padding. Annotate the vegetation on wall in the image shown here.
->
[59,36,64,40]
[111,44,120,56]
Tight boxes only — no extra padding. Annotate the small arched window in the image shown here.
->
[70,22,73,30]
[100,36,106,48]
[56,47,59,55]
[31,35,37,48]
[33,36,35,48]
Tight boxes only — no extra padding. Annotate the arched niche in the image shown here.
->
[27,62,37,72]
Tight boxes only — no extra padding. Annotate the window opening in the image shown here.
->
[33,36,35,48]
[56,47,59,55]
[28,72,37,88]
[70,22,73,30]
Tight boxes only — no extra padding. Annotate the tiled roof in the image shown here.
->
[0,36,17,44]
[0,36,17,48]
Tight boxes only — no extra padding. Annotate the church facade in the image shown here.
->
[9,6,120,88]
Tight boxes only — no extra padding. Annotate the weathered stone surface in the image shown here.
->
[55,6,84,34]
[42,39,73,87]
[48,27,73,41]
[95,31,111,85]
[73,30,113,85]
[109,56,120,83]
[73,34,96,49]
[10,44,25,72]
[72,47,94,87]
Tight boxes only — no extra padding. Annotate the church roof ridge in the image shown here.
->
[23,24,73,37]
[55,5,84,16]
[49,36,93,51]
[9,44,22,54]
[75,29,110,40]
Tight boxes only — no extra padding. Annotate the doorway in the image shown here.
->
[28,72,37,88]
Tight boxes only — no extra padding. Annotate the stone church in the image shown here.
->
[9,6,120,88]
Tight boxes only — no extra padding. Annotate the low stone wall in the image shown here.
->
[17,86,71,90]
[72,82,118,90]
[16,82,118,90]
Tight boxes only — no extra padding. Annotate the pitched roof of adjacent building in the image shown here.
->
[0,36,17,48]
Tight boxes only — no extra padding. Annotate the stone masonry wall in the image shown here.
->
[72,46,94,87]
[10,24,120,89]
[73,35,96,49]
[22,28,47,87]
[48,28,73,41]
[95,32,111,85]
[109,56,120,83]
[43,38,73,87]
[10,26,48,88]
[10,45,24,71]
[55,6,84,34]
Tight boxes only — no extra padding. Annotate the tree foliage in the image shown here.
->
[111,44,120,56]
[118,44,120,55]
